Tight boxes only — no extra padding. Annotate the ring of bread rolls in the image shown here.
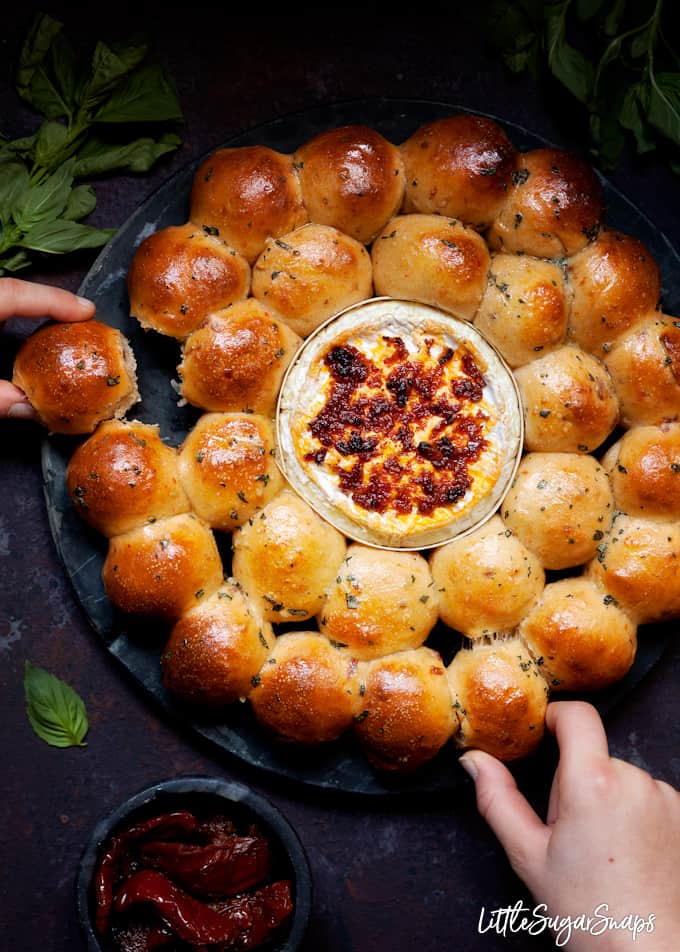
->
[63,113,680,773]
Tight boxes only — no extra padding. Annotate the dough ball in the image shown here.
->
[12,319,138,434]
[474,254,569,368]
[400,114,517,229]
[601,423,680,521]
[232,488,347,623]
[249,631,362,744]
[429,515,544,638]
[516,345,619,453]
[371,214,489,321]
[568,229,661,356]
[67,420,190,537]
[603,314,680,427]
[178,300,301,415]
[354,647,455,772]
[317,543,439,660]
[102,513,223,620]
[251,224,373,337]
[127,224,250,339]
[190,146,308,263]
[446,637,549,762]
[160,580,273,707]
[518,578,637,692]
[487,148,604,257]
[178,413,283,530]
[501,452,614,570]
[584,513,680,624]
[294,125,405,243]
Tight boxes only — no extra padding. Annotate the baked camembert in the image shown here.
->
[277,299,522,548]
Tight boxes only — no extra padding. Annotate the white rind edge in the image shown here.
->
[276,297,524,551]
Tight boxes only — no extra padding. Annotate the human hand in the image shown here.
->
[460,701,680,951]
[0,277,95,419]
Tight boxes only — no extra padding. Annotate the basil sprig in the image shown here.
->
[0,13,183,275]
[24,660,89,748]
[487,0,680,171]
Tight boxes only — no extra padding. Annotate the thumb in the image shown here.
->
[460,750,549,884]
[0,380,38,420]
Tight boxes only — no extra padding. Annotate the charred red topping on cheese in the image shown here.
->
[304,336,489,516]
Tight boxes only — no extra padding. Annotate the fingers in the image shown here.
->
[547,701,609,772]
[0,380,37,420]
[0,277,94,323]
[460,750,549,881]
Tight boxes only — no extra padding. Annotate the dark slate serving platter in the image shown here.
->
[43,99,679,796]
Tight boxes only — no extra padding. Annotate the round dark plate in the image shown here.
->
[76,776,312,951]
[43,98,679,796]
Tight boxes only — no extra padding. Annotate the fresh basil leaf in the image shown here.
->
[24,660,88,748]
[590,108,625,167]
[545,3,594,104]
[575,0,605,20]
[0,250,31,274]
[0,162,30,224]
[647,72,680,147]
[85,39,148,106]
[19,218,113,253]
[24,65,71,120]
[49,31,78,111]
[16,13,63,106]
[630,21,654,60]
[12,158,75,231]
[73,132,181,176]
[62,184,97,221]
[604,0,626,36]
[34,120,70,168]
[0,133,38,163]
[94,64,183,124]
[620,83,657,153]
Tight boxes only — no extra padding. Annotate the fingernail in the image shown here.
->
[8,402,37,420]
[459,753,478,781]
[76,295,94,309]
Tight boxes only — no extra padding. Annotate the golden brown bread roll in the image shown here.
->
[354,647,455,772]
[189,146,308,263]
[446,637,549,762]
[429,515,544,638]
[178,413,283,530]
[160,581,273,707]
[317,543,439,660]
[178,301,301,415]
[601,423,680,521]
[501,452,614,570]
[518,577,637,692]
[127,224,250,339]
[12,319,138,434]
[487,149,604,257]
[603,314,680,427]
[473,253,569,368]
[294,125,405,244]
[232,488,347,623]
[248,631,362,744]
[66,420,190,538]
[584,513,680,624]
[400,114,517,229]
[251,224,372,337]
[371,214,489,321]
[516,345,619,453]
[567,229,661,356]
[102,513,223,620]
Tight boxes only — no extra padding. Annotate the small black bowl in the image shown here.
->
[76,776,312,951]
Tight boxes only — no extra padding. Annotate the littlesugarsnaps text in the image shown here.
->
[478,901,656,946]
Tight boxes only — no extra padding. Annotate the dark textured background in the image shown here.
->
[1,8,678,951]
